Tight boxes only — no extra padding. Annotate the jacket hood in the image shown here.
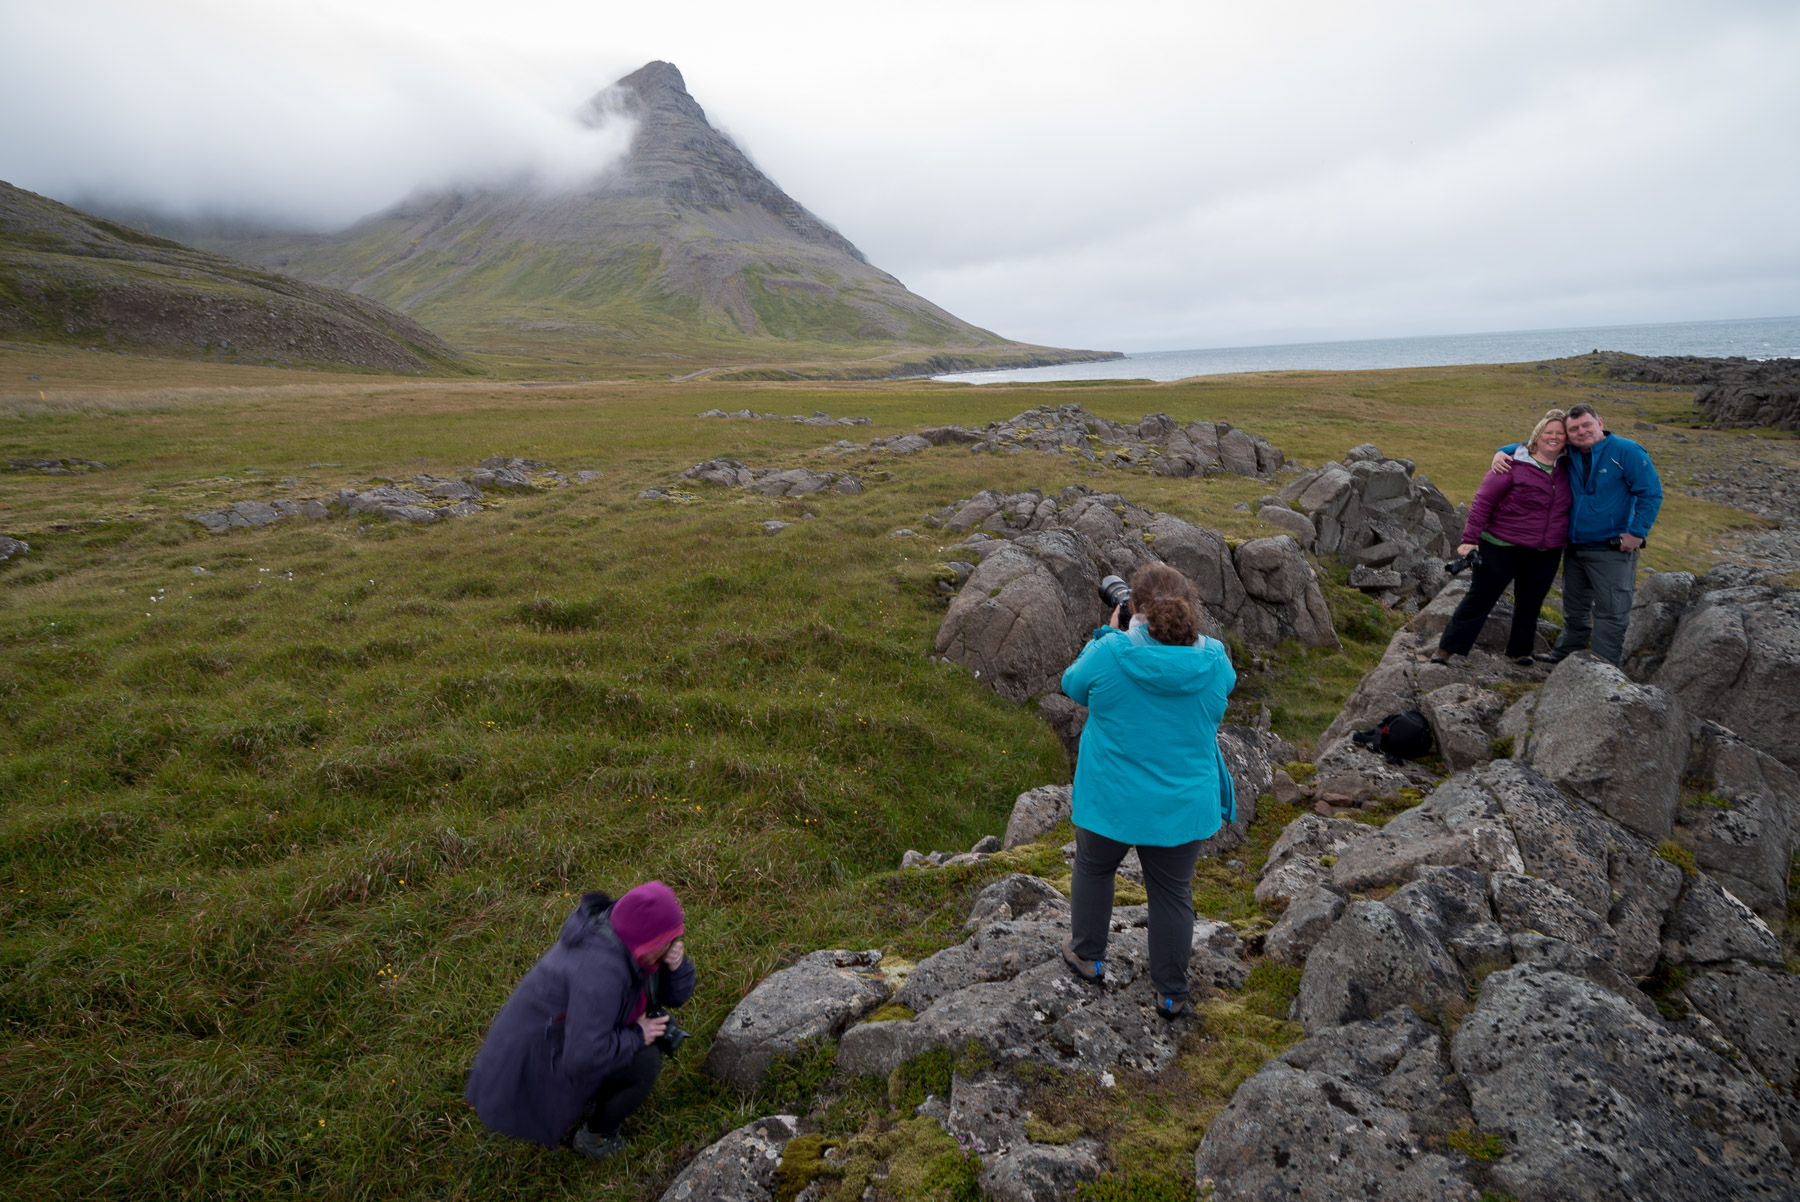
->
[559,890,619,950]
[1111,639,1212,696]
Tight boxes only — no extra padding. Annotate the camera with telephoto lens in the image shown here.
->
[1098,574,1133,619]
[1444,548,1481,576]
[645,1007,690,1056]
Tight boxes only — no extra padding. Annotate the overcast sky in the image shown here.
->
[4,0,1797,352]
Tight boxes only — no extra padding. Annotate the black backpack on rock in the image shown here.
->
[1352,710,1434,765]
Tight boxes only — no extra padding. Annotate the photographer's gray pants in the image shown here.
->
[1553,546,1638,664]
[1069,827,1201,1001]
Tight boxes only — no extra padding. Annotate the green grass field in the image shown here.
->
[0,345,1766,1200]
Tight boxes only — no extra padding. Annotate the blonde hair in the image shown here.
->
[1527,408,1568,457]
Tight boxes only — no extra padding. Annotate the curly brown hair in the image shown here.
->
[1129,562,1201,646]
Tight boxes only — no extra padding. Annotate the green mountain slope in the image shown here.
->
[0,181,467,374]
[190,62,1116,373]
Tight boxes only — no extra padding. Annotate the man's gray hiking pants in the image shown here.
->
[1069,826,1201,1001]
[1553,545,1638,664]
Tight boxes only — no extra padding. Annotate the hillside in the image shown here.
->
[182,62,1117,376]
[0,181,467,374]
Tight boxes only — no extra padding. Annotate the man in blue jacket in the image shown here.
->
[1491,402,1661,665]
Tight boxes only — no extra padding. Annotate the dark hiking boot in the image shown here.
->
[1155,994,1188,1020]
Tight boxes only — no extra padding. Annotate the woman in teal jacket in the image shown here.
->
[1059,562,1236,1018]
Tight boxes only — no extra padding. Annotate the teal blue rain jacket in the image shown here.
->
[1059,624,1237,847]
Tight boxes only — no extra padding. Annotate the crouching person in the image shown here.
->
[465,881,694,1161]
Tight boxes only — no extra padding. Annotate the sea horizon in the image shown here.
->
[939,313,1800,385]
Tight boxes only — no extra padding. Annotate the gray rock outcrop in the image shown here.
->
[1624,564,1800,773]
[933,485,1335,702]
[188,498,331,532]
[698,407,870,426]
[1273,445,1464,604]
[1680,720,1800,915]
[0,536,31,561]
[678,457,861,497]
[1682,962,1800,1092]
[911,403,1283,478]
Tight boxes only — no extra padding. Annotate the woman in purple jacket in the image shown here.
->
[465,881,694,1161]
[1430,410,1573,665]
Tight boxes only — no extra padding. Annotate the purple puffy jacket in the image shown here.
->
[1462,453,1572,549]
[464,892,695,1146]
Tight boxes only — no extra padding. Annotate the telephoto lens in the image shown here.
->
[1097,574,1132,616]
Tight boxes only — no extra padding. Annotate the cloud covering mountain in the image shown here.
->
[5,0,1798,351]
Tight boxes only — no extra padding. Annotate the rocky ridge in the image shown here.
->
[891,403,1286,477]
[699,408,872,426]
[184,456,600,533]
[666,565,1800,1202]
[1598,352,1800,431]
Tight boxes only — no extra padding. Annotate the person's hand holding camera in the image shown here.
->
[1108,605,1126,631]
[635,1012,671,1046]
[1457,543,1477,557]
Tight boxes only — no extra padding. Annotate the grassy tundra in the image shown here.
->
[0,346,1760,1200]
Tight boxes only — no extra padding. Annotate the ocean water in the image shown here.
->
[936,314,1800,385]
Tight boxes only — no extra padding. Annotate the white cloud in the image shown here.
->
[2,0,1795,348]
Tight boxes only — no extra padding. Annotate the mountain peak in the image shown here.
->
[593,61,866,262]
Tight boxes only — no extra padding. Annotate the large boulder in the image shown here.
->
[1263,884,1345,968]
[656,1115,799,1202]
[1478,758,1682,978]
[702,950,891,1089]
[1635,568,1800,774]
[1682,719,1800,916]
[1384,865,1511,971]
[934,543,1091,702]
[1329,767,1525,894]
[1682,962,1800,1093]
[1661,873,1787,969]
[1194,1008,1483,1202]
[1451,966,1798,1202]
[1293,901,1468,1034]
[1521,654,1687,841]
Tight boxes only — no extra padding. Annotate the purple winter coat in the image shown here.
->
[1462,452,1572,549]
[464,892,696,1146]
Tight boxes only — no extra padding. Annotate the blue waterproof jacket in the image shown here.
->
[1498,434,1661,545]
[464,892,695,1146]
[1060,624,1237,846]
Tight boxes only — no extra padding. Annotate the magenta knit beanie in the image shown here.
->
[611,880,684,962]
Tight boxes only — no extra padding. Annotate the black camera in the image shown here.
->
[646,1007,690,1056]
[1444,548,1480,577]
[1098,574,1132,618]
